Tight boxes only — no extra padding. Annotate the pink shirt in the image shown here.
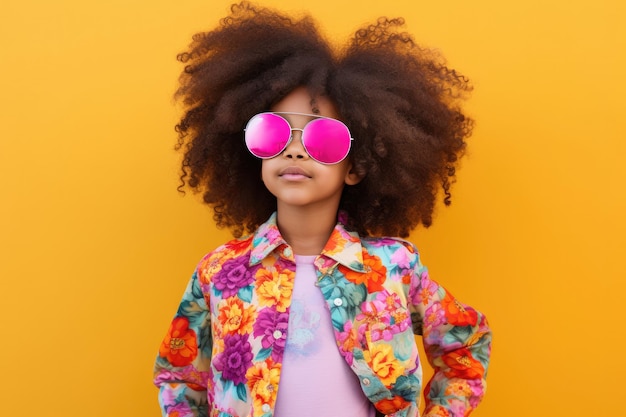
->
[273,255,375,417]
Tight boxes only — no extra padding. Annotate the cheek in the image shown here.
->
[260,160,275,189]
[260,161,281,199]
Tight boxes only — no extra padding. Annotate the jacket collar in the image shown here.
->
[249,212,366,273]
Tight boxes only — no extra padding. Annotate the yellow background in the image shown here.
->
[1,0,624,416]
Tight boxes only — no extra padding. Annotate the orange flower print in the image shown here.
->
[224,236,254,257]
[187,382,206,392]
[375,396,410,414]
[465,328,490,348]
[218,297,257,335]
[198,252,226,285]
[363,343,405,386]
[339,252,387,292]
[198,237,253,285]
[425,405,450,417]
[442,348,484,380]
[255,265,294,312]
[198,256,221,285]
[322,229,350,256]
[246,359,281,417]
[211,319,225,357]
[441,292,478,326]
[445,380,472,397]
[159,317,198,367]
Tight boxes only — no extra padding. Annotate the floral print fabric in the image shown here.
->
[154,213,491,417]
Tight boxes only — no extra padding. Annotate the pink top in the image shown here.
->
[273,255,375,417]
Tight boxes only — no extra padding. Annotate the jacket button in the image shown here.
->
[333,298,343,306]
[273,330,283,339]
[262,403,271,413]
[362,378,371,386]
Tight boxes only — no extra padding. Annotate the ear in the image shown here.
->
[344,162,364,186]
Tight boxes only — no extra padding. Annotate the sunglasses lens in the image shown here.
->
[245,113,291,158]
[303,118,351,164]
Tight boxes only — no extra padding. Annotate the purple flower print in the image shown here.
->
[160,385,180,408]
[213,257,255,299]
[214,334,253,385]
[255,221,283,248]
[264,226,282,245]
[371,325,396,342]
[448,398,468,417]
[253,307,289,361]
[357,298,394,342]
[335,321,359,365]
[357,299,391,326]
[422,303,447,346]
[166,402,193,416]
[409,270,438,307]
[376,291,411,333]
[368,238,400,247]
[424,302,446,329]
[468,379,486,408]
[390,246,412,269]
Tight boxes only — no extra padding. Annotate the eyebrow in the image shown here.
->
[270,112,322,129]
[271,111,331,120]
[309,98,320,115]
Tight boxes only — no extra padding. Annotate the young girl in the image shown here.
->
[154,2,491,417]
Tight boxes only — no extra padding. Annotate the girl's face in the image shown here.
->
[260,87,361,212]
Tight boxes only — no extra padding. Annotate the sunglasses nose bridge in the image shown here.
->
[289,127,304,140]
[282,127,308,159]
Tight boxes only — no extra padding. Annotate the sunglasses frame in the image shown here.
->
[244,112,354,165]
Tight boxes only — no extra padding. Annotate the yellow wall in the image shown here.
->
[1,0,624,416]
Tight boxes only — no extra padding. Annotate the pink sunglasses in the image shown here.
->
[244,112,354,165]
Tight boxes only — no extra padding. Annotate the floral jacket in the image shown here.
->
[154,213,491,417]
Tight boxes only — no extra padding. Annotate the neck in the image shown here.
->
[275,204,338,256]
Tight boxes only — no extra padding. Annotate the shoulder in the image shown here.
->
[195,235,255,281]
[360,236,419,252]
[360,236,421,266]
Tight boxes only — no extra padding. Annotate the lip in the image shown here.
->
[279,166,311,179]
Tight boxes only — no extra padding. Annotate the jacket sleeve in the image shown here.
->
[153,267,213,417]
[407,247,492,417]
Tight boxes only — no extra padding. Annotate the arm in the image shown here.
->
[154,269,212,417]
[408,249,492,417]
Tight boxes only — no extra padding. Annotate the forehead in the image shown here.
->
[271,87,339,120]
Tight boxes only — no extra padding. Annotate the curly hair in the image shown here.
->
[174,1,473,238]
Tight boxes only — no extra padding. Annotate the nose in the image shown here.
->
[282,128,308,160]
